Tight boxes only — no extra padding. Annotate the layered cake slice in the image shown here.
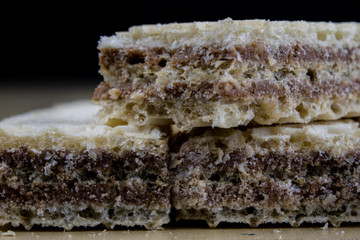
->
[94,18,360,131]
[0,101,170,230]
[171,120,360,227]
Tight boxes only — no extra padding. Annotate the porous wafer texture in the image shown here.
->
[0,101,170,230]
[94,18,360,130]
[171,120,360,227]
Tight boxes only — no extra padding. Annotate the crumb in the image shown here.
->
[274,229,281,233]
[68,234,72,238]
[98,229,107,236]
[88,232,96,238]
[109,88,121,100]
[1,230,16,237]
[341,231,345,234]
[321,222,328,230]
[145,232,149,238]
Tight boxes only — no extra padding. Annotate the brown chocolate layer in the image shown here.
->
[0,148,170,207]
[97,43,360,102]
[0,181,170,207]
[172,143,360,209]
[100,44,359,68]
[0,148,168,180]
[93,77,360,102]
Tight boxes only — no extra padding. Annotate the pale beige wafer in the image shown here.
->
[94,18,360,131]
[0,101,170,230]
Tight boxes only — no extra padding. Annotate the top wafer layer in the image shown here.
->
[95,19,360,130]
[100,19,360,48]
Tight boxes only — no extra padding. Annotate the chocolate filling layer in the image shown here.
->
[0,181,170,207]
[0,148,168,179]
[93,77,360,102]
[100,44,359,68]
[172,144,360,209]
[0,148,170,207]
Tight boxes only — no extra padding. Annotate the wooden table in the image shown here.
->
[1,83,360,239]
[1,224,360,240]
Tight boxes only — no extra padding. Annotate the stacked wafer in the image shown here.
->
[1,19,360,230]
[94,19,360,227]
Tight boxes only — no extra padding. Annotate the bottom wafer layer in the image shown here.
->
[177,204,360,228]
[0,204,169,230]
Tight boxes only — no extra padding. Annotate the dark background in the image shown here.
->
[1,1,360,87]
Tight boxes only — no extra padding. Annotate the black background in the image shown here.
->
[1,1,360,86]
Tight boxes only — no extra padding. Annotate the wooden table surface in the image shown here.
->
[1,83,360,239]
[1,224,360,240]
